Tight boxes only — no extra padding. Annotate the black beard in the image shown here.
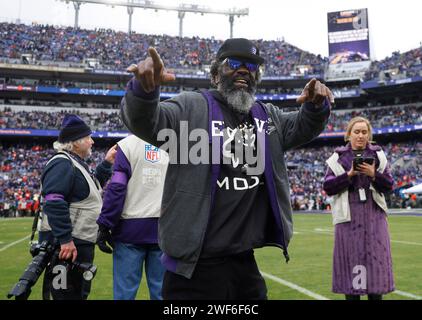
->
[218,73,257,114]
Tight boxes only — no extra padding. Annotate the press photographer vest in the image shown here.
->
[40,151,103,243]
[326,149,389,225]
[118,135,168,220]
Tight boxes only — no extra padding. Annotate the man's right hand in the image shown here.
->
[296,78,335,107]
[96,225,114,254]
[59,240,78,262]
[127,47,176,93]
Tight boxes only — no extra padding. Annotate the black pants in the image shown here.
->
[45,243,95,300]
[162,250,267,300]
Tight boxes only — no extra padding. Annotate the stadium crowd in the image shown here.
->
[286,141,422,211]
[0,107,125,131]
[2,104,421,133]
[365,47,422,81]
[3,78,311,95]
[1,99,120,110]
[0,22,326,77]
[1,22,422,80]
[1,141,420,217]
[1,22,422,218]
[0,144,108,217]
[326,104,422,131]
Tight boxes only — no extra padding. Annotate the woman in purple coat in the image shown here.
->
[323,116,395,300]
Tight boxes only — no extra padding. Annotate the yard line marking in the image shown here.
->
[260,271,330,300]
[0,217,33,222]
[314,228,333,233]
[0,235,31,252]
[262,270,421,301]
[296,229,422,246]
[391,240,422,246]
[392,290,422,300]
[295,228,332,234]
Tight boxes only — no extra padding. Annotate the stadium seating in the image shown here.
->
[1,104,421,132]
[1,22,421,213]
[0,22,326,77]
[1,22,421,80]
[1,141,420,217]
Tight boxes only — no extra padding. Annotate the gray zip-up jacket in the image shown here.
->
[121,84,330,279]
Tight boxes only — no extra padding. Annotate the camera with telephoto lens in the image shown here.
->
[7,240,97,300]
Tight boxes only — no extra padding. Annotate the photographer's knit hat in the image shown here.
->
[58,114,92,143]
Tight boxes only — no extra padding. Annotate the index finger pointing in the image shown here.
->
[307,78,317,92]
[326,87,335,104]
[148,47,164,85]
[148,47,162,68]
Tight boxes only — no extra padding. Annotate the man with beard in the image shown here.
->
[39,114,116,299]
[121,38,334,299]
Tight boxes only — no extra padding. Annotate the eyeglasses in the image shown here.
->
[222,58,259,72]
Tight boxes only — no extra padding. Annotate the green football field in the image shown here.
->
[1,214,421,300]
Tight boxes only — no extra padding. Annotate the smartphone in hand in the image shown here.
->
[353,157,374,170]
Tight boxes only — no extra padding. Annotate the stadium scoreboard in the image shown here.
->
[327,8,370,64]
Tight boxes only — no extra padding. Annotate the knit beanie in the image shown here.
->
[58,114,92,143]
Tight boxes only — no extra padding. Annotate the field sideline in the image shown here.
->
[1,213,421,300]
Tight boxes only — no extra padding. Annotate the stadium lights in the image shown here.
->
[62,0,248,16]
[61,0,248,37]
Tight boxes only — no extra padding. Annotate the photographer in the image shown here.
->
[323,117,395,300]
[39,114,116,300]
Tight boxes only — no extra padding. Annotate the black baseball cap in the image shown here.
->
[216,38,265,65]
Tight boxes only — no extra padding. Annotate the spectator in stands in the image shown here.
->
[1,140,420,218]
[122,38,333,299]
[365,47,422,81]
[0,22,327,77]
[39,114,116,300]
[96,135,168,300]
[323,116,395,300]
[2,102,421,132]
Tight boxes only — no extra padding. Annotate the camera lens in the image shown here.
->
[83,270,94,281]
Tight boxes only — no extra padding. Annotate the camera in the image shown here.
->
[7,240,97,300]
[7,241,56,300]
[353,156,374,170]
[64,260,97,282]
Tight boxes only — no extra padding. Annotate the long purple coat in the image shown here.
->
[323,143,395,295]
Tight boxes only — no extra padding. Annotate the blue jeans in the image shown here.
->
[113,242,165,300]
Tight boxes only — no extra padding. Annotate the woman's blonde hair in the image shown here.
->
[344,116,373,142]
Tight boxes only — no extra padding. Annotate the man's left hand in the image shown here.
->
[297,78,335,107]
[105,144,117,164]
[96,225,114,254]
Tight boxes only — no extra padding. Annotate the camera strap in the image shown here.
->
[30,208,40,243]
[30,187,43,243]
